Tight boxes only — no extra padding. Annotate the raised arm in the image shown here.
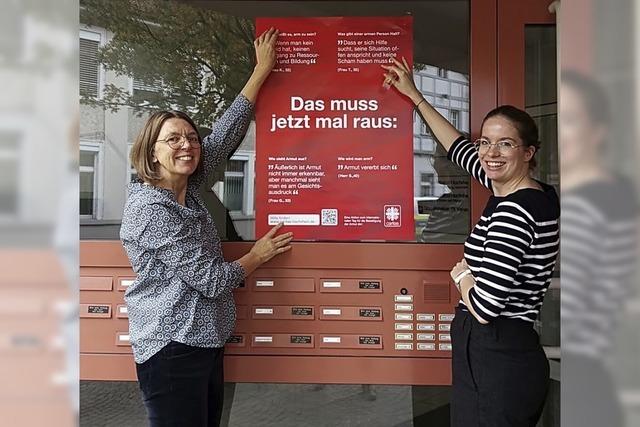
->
[190,28,279,188]
[241,27,278,104]
[382,57,462,152]
[382,57,491,189]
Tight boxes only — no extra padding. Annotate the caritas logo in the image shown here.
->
[383,205,401,227]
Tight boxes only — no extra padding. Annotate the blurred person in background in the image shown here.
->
[384,58,559,427]
[120,28,293,427]
[560,70,639,427]
[420,144,469,243]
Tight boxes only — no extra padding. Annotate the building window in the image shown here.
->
[80,33,100,98]
[450,110,460,129]
[420,121,431,136]
[80,144,101,218]
[421,138,435,153]
[413,137,421,152]
[437,68,447,78]
[421,75,434,92]
[0,132,19,216]
[420,173,435,197]
[224,159,245,212]
[132,77,163,100]
[451,82,462,98]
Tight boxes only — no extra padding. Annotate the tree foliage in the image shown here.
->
[80,0,255,125]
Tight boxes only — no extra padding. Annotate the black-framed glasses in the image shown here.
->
[156,134,201,150]
[473,138,521,153]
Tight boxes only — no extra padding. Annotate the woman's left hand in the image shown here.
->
[254,27,278,74]
[449,258,469,282]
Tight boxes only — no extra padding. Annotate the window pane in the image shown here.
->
[450,110,459,129]
[421,76,434,92]
[525,26,558,190]
[80,151,95,167]
[525,25,558,349]
[80,171,94,216]
[224,176,243,211]
[80,1,471,245]
[80,38,99,98]
[226,160,245,173]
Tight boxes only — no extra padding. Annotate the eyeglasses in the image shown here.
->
[473,138,521,153]
[156,134,201,150]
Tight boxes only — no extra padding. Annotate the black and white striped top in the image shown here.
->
[562,177,638,358]
[448,137,560,323]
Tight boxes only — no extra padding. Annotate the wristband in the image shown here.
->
[415,98,426,109]
[453,269,472,285]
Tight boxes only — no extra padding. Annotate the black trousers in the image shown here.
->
[136,341,225,427]
[450,307,549,427]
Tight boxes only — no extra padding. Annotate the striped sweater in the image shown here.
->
[448,137,560,323]
[561,177,638,358]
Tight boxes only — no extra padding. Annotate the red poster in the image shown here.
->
[255,17,414,241]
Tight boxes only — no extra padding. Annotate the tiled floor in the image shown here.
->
[80,380,565,426]
[80,382,451,427]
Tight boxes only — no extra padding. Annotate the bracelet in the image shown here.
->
[415,98,426,109]
[453,269,472,285]
[453,269,472,293]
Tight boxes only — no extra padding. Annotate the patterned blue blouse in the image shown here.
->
[120,95,252,363]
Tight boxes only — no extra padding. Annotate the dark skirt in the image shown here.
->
[450,307,549,427]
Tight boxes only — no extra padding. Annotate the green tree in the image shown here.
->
[80,0,255,125]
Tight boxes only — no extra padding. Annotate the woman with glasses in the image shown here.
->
[120,28,293,427]
[383,58,559,427]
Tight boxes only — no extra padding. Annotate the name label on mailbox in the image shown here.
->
[359,336,381,345]
[359,281,380,290]
[323,281,341,288]
[291,307,313,316]
[88,305,109,314]
[359,308,381,318]
[290,335,312,344]
[256,280,274,287]
[227,335,244,344]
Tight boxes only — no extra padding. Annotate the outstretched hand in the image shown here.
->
[250,223,293,264]
[381,57,422,103]
[254,27,278,74]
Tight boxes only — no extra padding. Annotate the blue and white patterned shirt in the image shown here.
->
[120,95,252,363]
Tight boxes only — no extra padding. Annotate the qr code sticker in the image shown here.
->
[321,209,338,226]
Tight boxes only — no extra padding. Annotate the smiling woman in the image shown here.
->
[382,57,559,427]
[474,105,542,196]
[130,111,203,195]
[119,28,295,427]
